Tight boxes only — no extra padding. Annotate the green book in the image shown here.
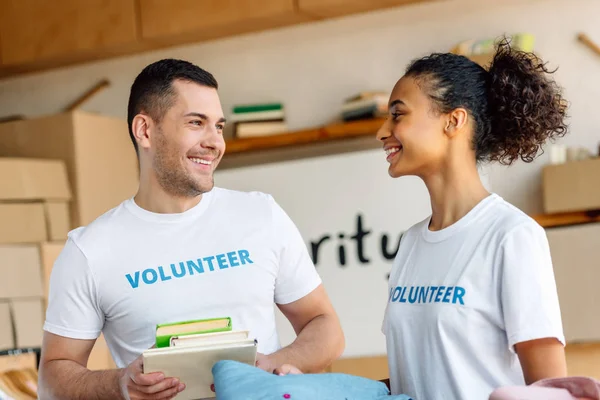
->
[232,103,282,114]
[155,317,232,348]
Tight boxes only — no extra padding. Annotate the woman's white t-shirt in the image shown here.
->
[383,193,564,400]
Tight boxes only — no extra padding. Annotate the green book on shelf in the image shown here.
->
[232,103,282,114]
[155,317,232,348]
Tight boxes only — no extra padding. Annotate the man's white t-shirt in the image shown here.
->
[383,193,564,400]
[44,187,322,368]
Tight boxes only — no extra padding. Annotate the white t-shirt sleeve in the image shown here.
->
[500,221,565,352]
[43,237,104,340]
[269,196,322,305]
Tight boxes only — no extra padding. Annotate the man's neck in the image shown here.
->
[135,174,202,214]
[134,189,202,214]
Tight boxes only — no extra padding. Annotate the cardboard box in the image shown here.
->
[326,355,389,380]
[0,302,14,351]
[0,158,71,201]
[0,245,43,299]
[10,298,44,348]
[542,158,600,213]
[39,242,64,300]
[44,201,70,241]
[0,201,69,244]
[0,111,139,227]
[0,203,46,244]
[546,222,600,342]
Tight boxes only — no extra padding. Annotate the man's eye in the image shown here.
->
[191,120,202,126]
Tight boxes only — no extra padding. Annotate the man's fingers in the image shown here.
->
[134,377,180,394]
[153,383,186,400]
[131,371,166,386]
[128,382,185,399]
[274,364,303,376]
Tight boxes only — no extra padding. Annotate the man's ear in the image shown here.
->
[131,114,153,151]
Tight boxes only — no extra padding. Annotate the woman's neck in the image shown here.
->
[422,157,490,231]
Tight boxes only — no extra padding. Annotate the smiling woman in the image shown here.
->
[375,38,569,400]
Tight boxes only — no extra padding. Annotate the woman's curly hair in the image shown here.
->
[405,38,568,165]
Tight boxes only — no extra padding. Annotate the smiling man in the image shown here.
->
[38,59,344,400]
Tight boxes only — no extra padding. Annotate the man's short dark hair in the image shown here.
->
[127,59,219,153]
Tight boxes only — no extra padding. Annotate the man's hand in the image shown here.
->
[255,353,303,376]
[119,355,186,400]
[255,352,277,373]
[273,364,303,376]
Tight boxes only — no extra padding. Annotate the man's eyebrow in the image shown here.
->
[183,113,226,124]
[183,112,207,119]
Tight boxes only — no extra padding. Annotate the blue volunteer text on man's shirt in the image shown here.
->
[388,285,466,305]
[125,249,254,289]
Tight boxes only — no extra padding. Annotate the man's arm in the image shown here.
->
[38,332,184,400]
[515,337,567,384]
[257,284,344,374]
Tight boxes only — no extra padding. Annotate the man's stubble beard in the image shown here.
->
[153,129,214,198]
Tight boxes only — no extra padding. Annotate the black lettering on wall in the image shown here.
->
[338,233,347,266]
[310,235,330,265]
[381,232,403,260]
[350,214,371,264]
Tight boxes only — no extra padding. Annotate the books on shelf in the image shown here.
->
[341,91,388,122]
[143,317,257,400]
[230,102,288,139]
[450,33,535,67]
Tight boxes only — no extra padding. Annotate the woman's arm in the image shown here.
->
[515,337,567,384]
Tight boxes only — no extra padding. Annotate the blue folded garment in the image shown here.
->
[212,360,414,400]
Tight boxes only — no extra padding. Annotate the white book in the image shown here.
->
[235,122,288,138]
[229,109,285,122]
[143,337,257,400]
[170,330,250,348]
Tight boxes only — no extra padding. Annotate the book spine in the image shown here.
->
[232,103,283,114]
[229,110,285,123]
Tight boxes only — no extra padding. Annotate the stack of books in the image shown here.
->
[340,91,388,122]
[143,317,257,400]
[230,103,287,139]
[450,33,535,68]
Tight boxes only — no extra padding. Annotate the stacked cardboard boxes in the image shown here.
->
[0,158,70,353]
[0,110,137,372]
[0,110,139,227]
[0,157,115,370]
[542,158,600,213]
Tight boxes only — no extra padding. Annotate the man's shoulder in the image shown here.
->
[67,199,131,248]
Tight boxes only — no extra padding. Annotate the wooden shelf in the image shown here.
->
[533,210,600,229]
[225,118,385,154]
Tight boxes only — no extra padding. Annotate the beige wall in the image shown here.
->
[0,0,599,214]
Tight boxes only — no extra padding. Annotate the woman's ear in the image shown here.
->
[444,108,468,137]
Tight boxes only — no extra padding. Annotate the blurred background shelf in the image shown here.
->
[220,118,385,169]
[533,210,600,229]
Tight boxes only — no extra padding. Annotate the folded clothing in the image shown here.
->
[212,360,414,400]
[490,376,600,400]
